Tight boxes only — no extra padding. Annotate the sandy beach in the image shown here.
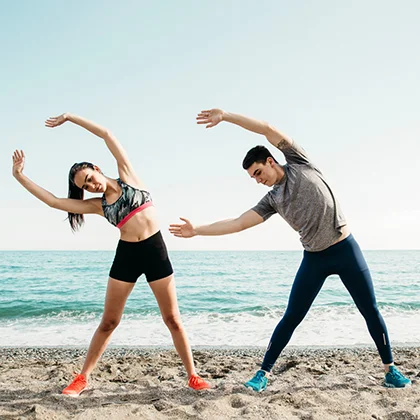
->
[0,347,418,419]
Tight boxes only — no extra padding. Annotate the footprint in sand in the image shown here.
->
[230,395,247,408]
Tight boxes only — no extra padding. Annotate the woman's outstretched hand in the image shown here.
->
[12,150,25,177]
[169,217,197,238]
[196,109,224,128]
[45,113,68,128]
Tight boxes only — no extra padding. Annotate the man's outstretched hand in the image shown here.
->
[169,217,197,238]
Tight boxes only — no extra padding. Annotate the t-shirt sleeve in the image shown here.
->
[252,193,276,221]
[280,140,313,166]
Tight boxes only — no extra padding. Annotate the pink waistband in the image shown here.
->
[116,202,154,229]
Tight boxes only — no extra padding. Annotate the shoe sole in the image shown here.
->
[244,383,266,393]
[383,382,412,389]
[62,387,88,397]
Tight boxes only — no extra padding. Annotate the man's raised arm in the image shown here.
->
[197,108,293,150]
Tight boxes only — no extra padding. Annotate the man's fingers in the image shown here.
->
[168,227,185,238]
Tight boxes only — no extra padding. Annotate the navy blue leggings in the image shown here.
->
[261,234,393,372]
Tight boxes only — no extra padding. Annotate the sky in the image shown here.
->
[1,0,419,251]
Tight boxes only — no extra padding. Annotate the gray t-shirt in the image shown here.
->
[252,141,347,252]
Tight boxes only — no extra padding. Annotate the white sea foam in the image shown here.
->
[1,306,419,347]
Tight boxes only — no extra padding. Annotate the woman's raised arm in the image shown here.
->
[12,150,102,215]
[45,113,141,185]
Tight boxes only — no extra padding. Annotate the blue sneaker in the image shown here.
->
[244,370,268,392]
[384,366,411,388]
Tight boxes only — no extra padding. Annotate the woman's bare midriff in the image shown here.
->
[118,206,160,242]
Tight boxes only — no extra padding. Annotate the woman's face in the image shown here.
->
[73,167,106,193]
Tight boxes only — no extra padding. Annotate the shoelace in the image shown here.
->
[253,371,266,382]
[388,368,405,381]
[189,375,202,386]
[70,374,86,388]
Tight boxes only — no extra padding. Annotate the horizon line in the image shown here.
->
[1,249,419,252]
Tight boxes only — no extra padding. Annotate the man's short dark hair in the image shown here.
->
[242,145,278,170]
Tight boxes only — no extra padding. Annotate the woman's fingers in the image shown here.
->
[12,149,25,162]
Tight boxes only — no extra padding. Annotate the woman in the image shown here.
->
[12,113,210,395]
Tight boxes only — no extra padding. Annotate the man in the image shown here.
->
[169,108,411,391]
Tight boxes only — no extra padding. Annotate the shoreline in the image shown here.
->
[1,346,419,419]
[2,343,420,349]
[1,344,419,359]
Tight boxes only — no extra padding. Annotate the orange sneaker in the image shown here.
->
[188,374,211,390]
[62,373,88,396]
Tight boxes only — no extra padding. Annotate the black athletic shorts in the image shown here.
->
[109,231,173,283]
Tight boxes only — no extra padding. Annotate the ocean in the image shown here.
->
[1,250,419,347]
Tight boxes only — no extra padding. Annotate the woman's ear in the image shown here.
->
[93,165,102,173]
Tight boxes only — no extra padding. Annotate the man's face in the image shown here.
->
[246,158,278,187]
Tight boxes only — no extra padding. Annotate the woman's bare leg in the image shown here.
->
[81,278,135,378]
[149,274,196,378]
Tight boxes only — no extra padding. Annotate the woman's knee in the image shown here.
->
[99,317,121,333]
[163,314,183,332]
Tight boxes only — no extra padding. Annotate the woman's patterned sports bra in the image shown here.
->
[102,178,153,229]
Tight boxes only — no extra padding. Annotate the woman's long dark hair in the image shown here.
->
[67,162,96,232]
